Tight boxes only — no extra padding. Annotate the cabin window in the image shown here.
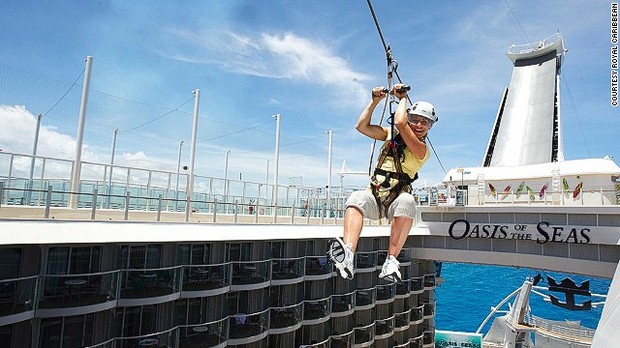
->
[120,245,162,269]
[117,305,158,338]
[191,244,210,264]
[0,248,21,279]
[226,242,252,262]
[305,278,331,300]
[40,313,95,347]
[187,298,203,324]
[270,283,304,307]
[271,241,285,258]
[227,288,269,314]
[178,244,211,265]
[46,246,101,274]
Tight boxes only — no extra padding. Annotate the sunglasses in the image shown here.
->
[407,115,430,126]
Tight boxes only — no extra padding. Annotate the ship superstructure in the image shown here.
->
[483,33,565,167]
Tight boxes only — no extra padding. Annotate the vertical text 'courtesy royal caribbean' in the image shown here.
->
[612,2,618,106]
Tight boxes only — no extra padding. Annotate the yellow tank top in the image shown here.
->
[377,134,429,178]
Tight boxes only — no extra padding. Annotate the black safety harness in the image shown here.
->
[370,133,418,218]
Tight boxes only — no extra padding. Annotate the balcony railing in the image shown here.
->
[115,327,177,348]
[271,257,304,285]
[331,292,355,315]
[178,318,228,348]
[269,303,303,332]
[230,260,271,290]
[119,267,180,301]
[353,322,375,346]
[227,309,269,343]
[38,271,118,310]
[0,276,36,318]
[303,298,331,322]
[181,263,231,294]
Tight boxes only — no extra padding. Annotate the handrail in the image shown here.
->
[507,33,562,55]
[0,185,346,224]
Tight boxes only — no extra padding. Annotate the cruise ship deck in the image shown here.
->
[1,149,620,348]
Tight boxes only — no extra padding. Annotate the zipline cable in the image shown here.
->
[365,0,447,175]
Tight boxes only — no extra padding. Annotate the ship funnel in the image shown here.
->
[483,33,566,167]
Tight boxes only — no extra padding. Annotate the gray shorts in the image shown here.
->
[345,189,417,221]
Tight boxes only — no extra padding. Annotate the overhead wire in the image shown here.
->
[502,0,531,43]
[198,120,272,143]
[561,74,591,157]
[119,96,195,134]
[235,134,324,157]
[42,68,85,117]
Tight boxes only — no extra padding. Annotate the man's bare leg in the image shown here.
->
[379,216,414,282]
[343,206,364,252]
[388,216,414,257]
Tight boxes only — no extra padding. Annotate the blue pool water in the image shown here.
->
[435,263,611,334]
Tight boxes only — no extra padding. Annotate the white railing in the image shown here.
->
[507,33,563,55]
[531,316,596,340]
[0,151,355,223]
[422,186,619,207]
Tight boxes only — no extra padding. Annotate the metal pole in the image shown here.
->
[175,140,183,211]
[124,191,130,221]
[224,149,231,198]
[44,185,52,218]
[224,150,231,214]
[26,113,43,205]
[265,159,270,201]
[186,89,200,216]
[157,194,162,222]
[326,130,333,216]
[106,128,118,208]
[69,56,93,209]
[272,114,281,221]
[91,189,98,220]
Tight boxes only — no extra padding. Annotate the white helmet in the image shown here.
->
[408,101,438,123]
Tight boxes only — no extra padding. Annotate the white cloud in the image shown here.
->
[0,105,78,159]
[164,29,371,108]
[0,105,179,181]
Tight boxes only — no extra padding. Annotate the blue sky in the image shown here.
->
[0,1,617,189]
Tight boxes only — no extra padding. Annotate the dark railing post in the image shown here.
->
[91,188,98,220]
[0,181,3,208]
[254,203,259,224]
[44,185,52,218]
[124,191,130,221]
[212,199,217,223]
[291,205,295,224]
[157,194,162,222]
[234,202,238,223]
[185,195,190,222]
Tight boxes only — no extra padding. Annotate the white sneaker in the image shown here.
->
[379,255,401,282]
[329,237,354,279]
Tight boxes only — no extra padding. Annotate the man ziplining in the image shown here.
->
[328,83,438,282]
